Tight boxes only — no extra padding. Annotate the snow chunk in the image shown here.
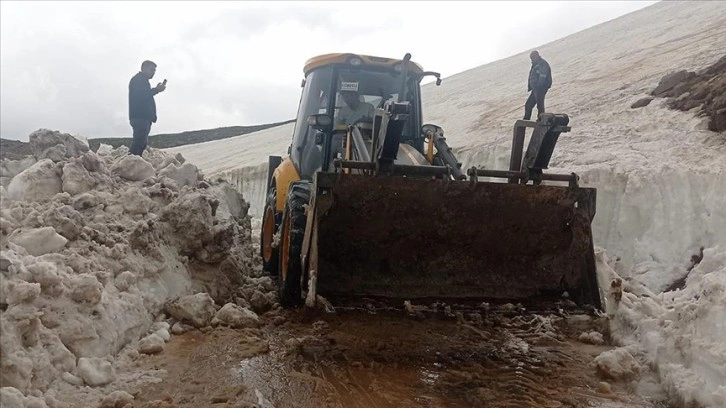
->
[8,227,67,256]
[114,271,136,292]
[111,155,155,181]
[71,192,100,211]
[171,322,192,335]
[149,323,171,342]
[6,282,41,305]
[99,390,134,408]
[25,395,48,408]
[61,372,84,386]
[164,293,217,328]
[249,290,273,314]
[158,162,199,188]
[96,143,113,156]
[0,157,37,188]
[154,155,181,171]
[77,357,116,386]
[0,350,33,391]
[26,261,64,294]
[0,387,26,408]
[61,161,96,195]
[154,328,171,342]
[579,331,605,345]
[6,160,62,202]
[121,187,155,215]
[69,274,103,304]
[28,129,89,162]
[138,333,165,355]
[211,303,259,329]
[595,348,641,380]
[150,321,170,332]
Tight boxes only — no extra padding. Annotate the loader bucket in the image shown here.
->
[310,172,601,309]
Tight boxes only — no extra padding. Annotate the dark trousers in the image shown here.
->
[129,119,152,156]
[524,87,548,120]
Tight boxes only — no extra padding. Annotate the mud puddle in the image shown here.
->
[131,308,669,407]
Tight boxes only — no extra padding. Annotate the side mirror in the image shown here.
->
[421,71,442,86]
[307,114,332,131]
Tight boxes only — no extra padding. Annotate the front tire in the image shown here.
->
[277,183,311,308]
[260,188,280,276]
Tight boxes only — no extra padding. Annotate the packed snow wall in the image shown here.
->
[166,1,726,278]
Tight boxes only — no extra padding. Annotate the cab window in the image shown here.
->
[333,68,419,137]
[290,67,333,178]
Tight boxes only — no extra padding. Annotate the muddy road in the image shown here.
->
[128,304,669,408]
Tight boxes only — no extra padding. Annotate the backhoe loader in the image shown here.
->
[260,53,601,310]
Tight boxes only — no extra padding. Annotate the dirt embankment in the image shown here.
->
[650,55,726,132]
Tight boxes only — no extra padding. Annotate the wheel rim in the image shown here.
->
[281,211,291,281]
[262,206,275,262]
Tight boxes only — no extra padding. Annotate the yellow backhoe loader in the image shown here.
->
[260,53,601,310]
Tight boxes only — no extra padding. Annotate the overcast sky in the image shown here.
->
[0,1,657,141]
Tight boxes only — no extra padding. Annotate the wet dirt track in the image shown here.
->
[131,305,669,408]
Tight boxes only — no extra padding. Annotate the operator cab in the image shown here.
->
[288,54,437,179]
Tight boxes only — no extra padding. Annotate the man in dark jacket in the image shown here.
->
[524,51,552,120]
[129,60,165,156]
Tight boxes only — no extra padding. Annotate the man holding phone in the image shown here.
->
[128,60,166,156]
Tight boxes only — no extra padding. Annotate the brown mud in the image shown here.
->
[129,306,669,408]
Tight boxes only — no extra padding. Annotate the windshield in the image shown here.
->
[334,68,419,128]
[289,65,423,178]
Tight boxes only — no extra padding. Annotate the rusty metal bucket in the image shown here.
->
[306,171,601,309]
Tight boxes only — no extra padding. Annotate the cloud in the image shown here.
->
[0,1,656,141]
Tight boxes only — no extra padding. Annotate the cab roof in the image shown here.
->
[303,53,424,76]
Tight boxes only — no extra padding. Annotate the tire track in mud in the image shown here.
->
[236,308,661,408]
[132,307,668,408]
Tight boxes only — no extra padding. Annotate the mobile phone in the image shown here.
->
[162,79,167,86]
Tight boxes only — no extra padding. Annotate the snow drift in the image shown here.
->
[0,129,258,406]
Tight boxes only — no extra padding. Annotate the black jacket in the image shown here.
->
[129,72,159,122]
[528,58,552,91]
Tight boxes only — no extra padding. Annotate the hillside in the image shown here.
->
[0,120,294,160]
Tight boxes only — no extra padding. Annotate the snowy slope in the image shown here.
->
[167,0,726,258]
[168,0,726,274]
[421,0,726,275]
[166,2,726,405]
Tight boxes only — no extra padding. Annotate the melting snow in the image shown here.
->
[166,2,726,406]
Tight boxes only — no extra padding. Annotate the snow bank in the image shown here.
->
[0,129,256,404]
[165,124,292,218]
[600,248,726,407]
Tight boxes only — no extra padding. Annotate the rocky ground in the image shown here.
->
[632,55,726,133]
